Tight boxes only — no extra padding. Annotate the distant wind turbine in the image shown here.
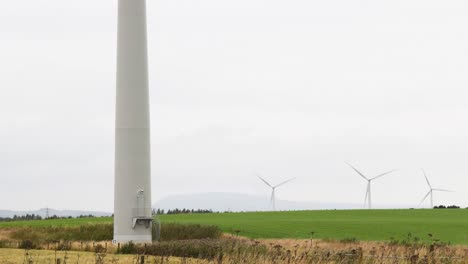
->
[346,163,397,209]
[419,170,453,208]
[257,175,295,211]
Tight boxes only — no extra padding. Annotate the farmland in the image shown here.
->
[0,217,111,228]
[161,209,468,244]
[2,210,468,263]
[1,209,468,244]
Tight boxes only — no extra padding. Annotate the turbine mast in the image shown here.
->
[114,0,153,243]
[271,187,276,211]
[430,190,433,208]
[368,181,372,209]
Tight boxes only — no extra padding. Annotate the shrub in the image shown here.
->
[19,240,35,249]
[0,240,9,248]
[339,237,358,243]
[9,223,221,244]
[10,224,113,243]
[56,241,72,251]
[118,241,137,254]
[117,238,267,260]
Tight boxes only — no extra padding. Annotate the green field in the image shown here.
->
[0,217,111,228]
[1,209,468,244]
[160,210,468,244]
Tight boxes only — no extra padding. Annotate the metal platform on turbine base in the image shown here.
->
[132,217,153,229]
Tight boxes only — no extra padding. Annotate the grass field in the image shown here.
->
[1,209,468,244]
[160,210,468,244]
[0,217,111,228]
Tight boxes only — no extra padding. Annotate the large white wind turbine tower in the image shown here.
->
[346,163,396,209]
[418,170,452,208]
[114,0,153,243]
[257,175,295,211]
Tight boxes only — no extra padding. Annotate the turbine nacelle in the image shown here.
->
[418,170,453,208]
[257,174,295,211]
[346,162,397,209]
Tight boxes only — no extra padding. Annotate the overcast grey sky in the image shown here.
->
[1,0,468,211]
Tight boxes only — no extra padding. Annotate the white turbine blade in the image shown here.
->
[418,191,431,207]
[363,185,369,207]
[346,162,368,180]
[422,169,432,189]
[371,169,397,180]
[257,175,273,188]
[432,188,453,192]
[274,177,296,188]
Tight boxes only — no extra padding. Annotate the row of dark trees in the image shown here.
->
[1,209,218,222]
[154,208,214,215]
[0,214,43,222]
[433,205,462,209]
[0,214,98,222]
[46,214,98,219]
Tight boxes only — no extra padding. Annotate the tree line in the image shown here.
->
[433,205,463,209]
[0,214,43,222]
[154,208,214,215]
[0,214,99,222]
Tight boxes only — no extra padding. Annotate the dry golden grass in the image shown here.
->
[221,236,468,263]
[0,228,13,240]
[0,248,127,264]
[2,233,468,263]
[0,248,202,264]
[2,240,468,263]
[259,237,468,254]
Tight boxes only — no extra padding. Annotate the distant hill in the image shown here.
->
[153,192,365,212]
[1,193,411,217]
[0,208,111,218]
